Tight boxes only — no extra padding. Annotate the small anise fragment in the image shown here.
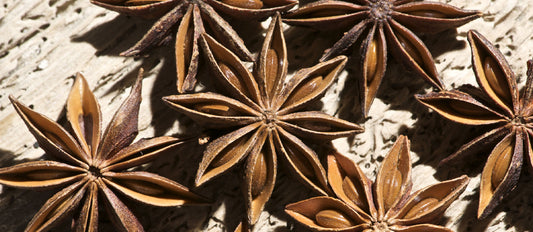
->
[91,0,297,93]
[1,69,207,232]
[416,30,533,219]
[286,135,469,231]
[163,14,363,228]
[283,0,481,116]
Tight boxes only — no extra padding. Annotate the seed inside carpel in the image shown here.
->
[382,167,402,208]
[491,144,513,191]
[483,57,510,103]
[315,209,355,228]
[366,38,379,83]
[195,103,237,116]
[219,63,246,94]
[265,48,280,97]
[403,197,439,219]
[284,75,323,107]
[251,151,268,197]
[120,179,166,195]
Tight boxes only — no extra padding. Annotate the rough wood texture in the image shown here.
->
[1,0,533,231]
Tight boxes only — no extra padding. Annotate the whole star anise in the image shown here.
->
[163,14,363,226]
[416,30,533,219]
[1,70,206,231]
[283,0,480,116]
[91,0,296,93]
[286,135,469,232]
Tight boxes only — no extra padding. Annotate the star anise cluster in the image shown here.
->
[6,0,527,230]
[286,136,469,232]
[1,70,206,231]
[417,30,533,219]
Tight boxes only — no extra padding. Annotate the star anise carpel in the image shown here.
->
[416,30,533,219]
[91,0,297,93]
[163,14,363,226]
[1,69,207,232]
[283,0,481,116]
[286,135,469,232]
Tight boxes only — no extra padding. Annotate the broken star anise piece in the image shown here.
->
[283,0,481,116]
[286,135,469,232]
[1,69,207,232]
[163,14,363,227]
[416,30,533,219]
[91,0,297,93]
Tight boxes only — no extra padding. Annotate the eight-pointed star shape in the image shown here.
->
[163,14,363,226]
[417,30,533,219]
[283,0,480,116]
[0,70,206,232]
[286,135,469,232]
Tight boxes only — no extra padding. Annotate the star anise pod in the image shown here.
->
[286,135,469,231]
[91,0,296,93]
[163,14,363,226]
[1,70,206,231]
[283,0,481,116]
[416,30,533,219]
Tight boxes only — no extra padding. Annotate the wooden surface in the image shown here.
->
[1,0,533,231]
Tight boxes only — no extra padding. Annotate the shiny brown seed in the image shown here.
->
[407,10,447,18]
[284,76,323,107]
[25,170,75,180]
[397,33,423,68]
[315,209,354,228]
[342,177,368,211]
[119,179,166,195]
[491,144,513,191]
[483,57,510,102]
[382,168,402,210]
[219,63,247,95]
[266,48,280,97]
[366,38,378,83]
[251,151,268,197]
[403,197,439,219]
[221,0,263,9]
[194,103,238,116]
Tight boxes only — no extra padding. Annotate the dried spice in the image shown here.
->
[163,14,363,227]
[91,0,296,93]
[416,30,533,219]
[283,0,481,116]
[286,135,469,231]
[1,70,207,231]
